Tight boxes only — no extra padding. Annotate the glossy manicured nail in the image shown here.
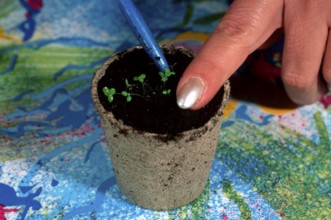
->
[177,77,205,109]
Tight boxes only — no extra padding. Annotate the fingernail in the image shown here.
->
[177,77,205,109]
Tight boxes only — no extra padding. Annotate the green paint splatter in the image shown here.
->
[314,112,329,148]
[217,112,331,219]
[175,3,194,28]
[222,179,252,220]
[0,0,19,19]
[168,181,210,220]
[190,181,210,220]
[0,45,111,112]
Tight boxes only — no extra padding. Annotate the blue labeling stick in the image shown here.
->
[118,0,169,72]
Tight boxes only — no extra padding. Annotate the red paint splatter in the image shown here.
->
[25,0,43,18]
[222,214,228,220]
[0,204,20,220]
[27,0,43,10]
[319,95,331,109]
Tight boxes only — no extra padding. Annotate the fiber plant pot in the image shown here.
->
[91,45,230,210]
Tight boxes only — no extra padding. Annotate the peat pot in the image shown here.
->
[91,45,230,210]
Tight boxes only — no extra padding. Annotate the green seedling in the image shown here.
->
[133,74,146,83]
[103,87,116,103]
[159,68,176,95]
[121,91,132,102]
[133,74,148,95]
[162,89,171,95]
[125,79,131,87]
[103,85,136,103]
[103,69,176,103]
[159,68,175,82]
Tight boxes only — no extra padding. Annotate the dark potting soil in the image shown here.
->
[97,46,224,135]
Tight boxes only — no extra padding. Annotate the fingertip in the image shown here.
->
[282,75,327,105]
[176,77,205,109]
[176,58,226,110]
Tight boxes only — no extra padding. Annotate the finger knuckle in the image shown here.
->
[215,13,261,46]
[216,19,250,41]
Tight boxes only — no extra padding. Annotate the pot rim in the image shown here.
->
[91,45,230,138]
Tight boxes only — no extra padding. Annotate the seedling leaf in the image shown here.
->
[125,79,131,87]
[109,88,116,96]
[134,74,146,83]
[162,89,171,95]
[108,95,114,103]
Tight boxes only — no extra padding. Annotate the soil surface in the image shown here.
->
[97,46,224,135]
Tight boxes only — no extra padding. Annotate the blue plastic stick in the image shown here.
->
[118,0,169,73]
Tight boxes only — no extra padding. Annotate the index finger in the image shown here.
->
[176,0,283,109]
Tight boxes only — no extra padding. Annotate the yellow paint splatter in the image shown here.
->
[0,27,20,43]
[223,99,237,119]
[166,31,209,44]
[258,104,296,115]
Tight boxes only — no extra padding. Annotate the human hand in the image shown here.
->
[176,0,331,109]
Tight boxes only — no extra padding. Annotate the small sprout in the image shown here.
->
[108,95,114,103]
[103,87,116,103]
[102,87,109,96]
[159,68,176,95]
[102,87,109,94]
[133,74,146,83]
[165,68,176,77]
[121,91,132,102]
[125,79,131,87]
[159,68,176,82]
[126,95,132,102]
[162,89,171,95]
[159,71,168,82]
[103,69,176,103]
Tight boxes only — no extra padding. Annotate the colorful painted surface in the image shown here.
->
[0,0,330,219]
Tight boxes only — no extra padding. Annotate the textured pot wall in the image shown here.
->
[91,46,230,210]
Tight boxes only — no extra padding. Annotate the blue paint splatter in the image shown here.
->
[35,88,67,110]
[0,55,17,76]
[45,89,92,130]
[236,105,272,125]
[9,90,34,102]
[61,176,117,220]
[222,121,234,128]
[85,141,102,163]
[19,18,36,41]
[0,183,42,220]
[19,129,103,186]
[53,57,109,80]
[3,77,93,138]
[51,179,59,187]
[19,185,36,194]
[0,37,112,56]
[31,75,91,99]
[18,0,43,41]
[0,121,52,138]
